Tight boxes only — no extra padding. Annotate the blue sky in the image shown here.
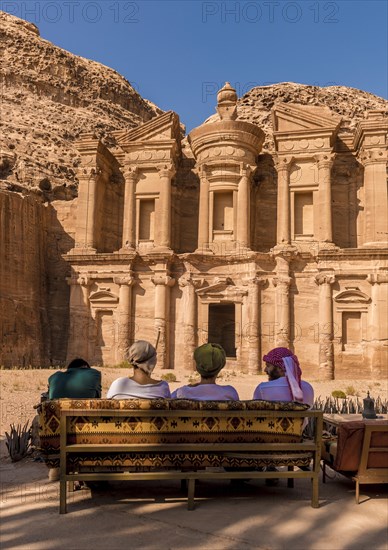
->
[3,0,387,131]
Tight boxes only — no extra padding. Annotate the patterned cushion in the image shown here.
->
[38,399,310,469]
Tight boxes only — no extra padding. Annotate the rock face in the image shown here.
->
[0,11,162,200]
[0,11,162,366]
[65,84,387,379]
[1,13,387,378]
[0,191,49,366]
[0,189,79,366]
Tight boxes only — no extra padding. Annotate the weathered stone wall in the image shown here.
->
[331,155,361,248]
[45,199,77,363]
[0,191,76,366]
[94,177,124,253]
[173,147,198,253]
[0,191,49,365]
[252,157,277,251]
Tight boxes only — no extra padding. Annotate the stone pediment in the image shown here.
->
[196,277,247,302]
[89,290,119,304]
[196,277,232,295]
[272,103,341,134]
[334,290,371,303]
[114,111,181,146]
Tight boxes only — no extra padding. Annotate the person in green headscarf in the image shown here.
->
[171,343,239,400]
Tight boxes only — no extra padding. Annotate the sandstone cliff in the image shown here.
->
[1,12,387,370]
[0,11,162,200]
[2,11,387,199]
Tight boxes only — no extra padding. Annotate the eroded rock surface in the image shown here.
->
[0,11,162,200]
[1,12,387,376]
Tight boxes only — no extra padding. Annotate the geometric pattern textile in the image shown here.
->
[38,398,310,469]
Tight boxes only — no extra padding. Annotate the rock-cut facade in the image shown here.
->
[63,83,388,379]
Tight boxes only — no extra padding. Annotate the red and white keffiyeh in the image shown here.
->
[263,347,303,402]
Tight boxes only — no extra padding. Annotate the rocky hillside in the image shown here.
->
[206,82,387,151]
[1,11,386,199]
[0,11,162,200]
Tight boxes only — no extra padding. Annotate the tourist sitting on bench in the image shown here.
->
[172,343,239,400]
[46,357,102,483]
[48,357,102,399]
[253,347,314,406]
[253,347,314,482]
[107,340,171,398]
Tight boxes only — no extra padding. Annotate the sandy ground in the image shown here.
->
[1,442,387,550]
[1,368,387,550]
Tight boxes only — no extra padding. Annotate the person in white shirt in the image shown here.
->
[172,343,239,400]
[253,347,314,405]
[107,340,171,399]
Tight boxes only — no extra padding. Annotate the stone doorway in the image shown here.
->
[208,303,236,357]
[95,310,115,365]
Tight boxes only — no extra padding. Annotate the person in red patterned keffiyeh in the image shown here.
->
[253,347,314,405]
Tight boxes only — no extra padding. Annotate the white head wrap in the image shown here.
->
[282,356,304,402]
[127,340,157,376]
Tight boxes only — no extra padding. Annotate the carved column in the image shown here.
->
[66,275,91,361]
[237,165,252,248]
[315,273,335,380]
[246,277,266,374]
[121,167,138,250]
[316,153,334,243]
[197,166,210,251]
[367,273,388,376]
[273,275,291,348]
[151,273,175,369]
[273,254,292,347]
[75,168,102,251]
[360,148,388,246]
[156,164,175,249]
[178,273,199,370]
[275,156,292,244]
[114,275,135,362]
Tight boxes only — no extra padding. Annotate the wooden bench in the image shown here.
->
[38,398,323,512]
[322,418,388,503]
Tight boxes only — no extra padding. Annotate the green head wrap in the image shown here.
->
[194,343,226,377]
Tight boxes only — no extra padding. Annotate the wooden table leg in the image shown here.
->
[60,479,67,514]
[311,476,319,508]
[187,478,196,510]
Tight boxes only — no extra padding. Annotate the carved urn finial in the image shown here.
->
[216,82,237,121]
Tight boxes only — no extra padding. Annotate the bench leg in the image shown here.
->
[60,479,67,514]
[287,466,294,488]
[311,476,319,508]
[187,479,195,511]
[355,480,360,504]
[322,461,326,483]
